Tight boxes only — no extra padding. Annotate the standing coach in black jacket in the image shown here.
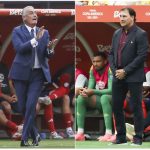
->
[109,7,149,145]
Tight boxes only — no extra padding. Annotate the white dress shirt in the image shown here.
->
[25,24,41,68]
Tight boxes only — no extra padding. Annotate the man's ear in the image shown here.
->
[131,16,134,22]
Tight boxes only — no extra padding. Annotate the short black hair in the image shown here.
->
[120,7,136,22]
[93,51,107,60]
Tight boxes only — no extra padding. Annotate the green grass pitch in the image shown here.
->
[1,139,150,149]
[0,139,75,148]
[76,141,150,149]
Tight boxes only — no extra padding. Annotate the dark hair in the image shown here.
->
[120,7,136,22]
[93,51,107,60]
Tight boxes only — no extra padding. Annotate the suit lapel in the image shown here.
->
[115,29,122,50]
[114,29,122,62]
[35,27,41,55]
[121,26,137,52]
[21,25,32,40]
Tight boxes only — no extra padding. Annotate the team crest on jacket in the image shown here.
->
[96,81,105,90]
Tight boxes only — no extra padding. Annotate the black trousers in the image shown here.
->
[112,80,143,140]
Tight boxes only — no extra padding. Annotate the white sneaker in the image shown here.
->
[12,132,22,140]
[51,132,63,139]
[38,96,51,105]
[66,129,75,138]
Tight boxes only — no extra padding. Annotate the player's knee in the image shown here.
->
[100,95,111,105]
[76,95,86,104]
[0,109,3,114]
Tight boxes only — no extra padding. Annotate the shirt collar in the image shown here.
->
[25,24,36,33]
[122,24,136,35]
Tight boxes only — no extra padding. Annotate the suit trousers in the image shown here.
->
[112,80,143,140]
[13,68,45,141]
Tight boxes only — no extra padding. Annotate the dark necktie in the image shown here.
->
[30,29,35,68]
[30,28,34,38]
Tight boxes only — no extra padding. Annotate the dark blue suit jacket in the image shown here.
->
[109,25,149,82]
[9,24,53,82]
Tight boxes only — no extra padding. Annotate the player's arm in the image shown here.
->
[0,86,15,103]
[75,74,88,96]
[79,69,95,97]
[8,79,16,96]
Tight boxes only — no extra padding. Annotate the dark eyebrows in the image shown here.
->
[120,14,127,17]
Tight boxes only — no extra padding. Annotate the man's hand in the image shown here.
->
[35,26,45,40]
[79,88,94,97]
[115,69,126,80]
[11,94,18,102]
[47,39,58,49]
[84,89,94,96]
[5,95,17,103]
[79,87,88,97]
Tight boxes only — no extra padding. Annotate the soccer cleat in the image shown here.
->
[75,133,85,141]
[51,132,64,139]
[107,134,116,142]
[98,134,112,142]
[38,96,51,105]
[66,129,75,138]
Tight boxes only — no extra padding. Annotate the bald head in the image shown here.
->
[22,6,38,28]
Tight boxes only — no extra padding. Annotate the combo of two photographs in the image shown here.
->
[0,0,150,149]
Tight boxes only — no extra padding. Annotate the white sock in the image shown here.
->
[77,128,84,134]
[105,129,112,135]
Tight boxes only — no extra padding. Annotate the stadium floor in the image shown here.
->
[0,139,75,148]
[75,141,150,149]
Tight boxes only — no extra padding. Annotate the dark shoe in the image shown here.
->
[32,140,39,147]
[32,134,41,147]
[131,136,142,145]
[112,139,127,145]
[20,140,30,147]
